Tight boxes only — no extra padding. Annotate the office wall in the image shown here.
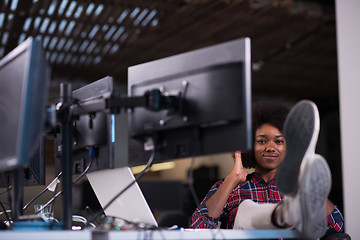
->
[336,0,360,237]
[160,153,234,182]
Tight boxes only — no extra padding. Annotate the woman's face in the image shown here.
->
[254,123,286,172]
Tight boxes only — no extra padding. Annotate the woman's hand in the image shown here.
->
[229,151,248,184]
[205,151,248,218]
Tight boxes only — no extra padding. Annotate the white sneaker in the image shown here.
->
[281,154,331,239]
[275,100,331,239]
[276,100,320,195]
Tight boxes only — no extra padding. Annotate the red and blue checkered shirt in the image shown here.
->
[191,172,344,234]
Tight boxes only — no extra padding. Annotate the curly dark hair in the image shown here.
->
[241,100,291,168]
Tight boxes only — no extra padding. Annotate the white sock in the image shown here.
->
[233,199,278,229]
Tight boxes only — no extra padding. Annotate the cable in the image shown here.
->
[34,149,95,215]
[0,201,11,224]
[0,188,12,224]
[83,145,157,229]
[6,184,13,225]
[73,150,94,184]
[103,149,155,212]
[0,185,12,196]
[23,171,62,211]
[72,215,96,229]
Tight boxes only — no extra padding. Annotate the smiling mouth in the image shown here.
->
[263,154,279,159]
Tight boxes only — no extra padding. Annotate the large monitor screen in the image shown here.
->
[127,37,252,166]
[0,37,50,181]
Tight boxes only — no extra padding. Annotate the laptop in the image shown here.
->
[87,167,158,227]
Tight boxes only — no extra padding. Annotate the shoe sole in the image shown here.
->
[300,154,331,239]
[276,100,320,195]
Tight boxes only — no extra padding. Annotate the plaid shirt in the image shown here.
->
[191,172,344,234]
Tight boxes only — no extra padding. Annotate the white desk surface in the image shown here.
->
[0,229,304,240]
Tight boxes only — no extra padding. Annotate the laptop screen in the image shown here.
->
[87,167,158,227]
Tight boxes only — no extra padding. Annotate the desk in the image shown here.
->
[0,229,303,240]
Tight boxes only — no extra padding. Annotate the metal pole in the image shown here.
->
[59,83,73,230]
[11,167,23,221]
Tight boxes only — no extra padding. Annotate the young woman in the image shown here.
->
[190,100,344,238]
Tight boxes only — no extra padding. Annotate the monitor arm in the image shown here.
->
[50,84,181,230]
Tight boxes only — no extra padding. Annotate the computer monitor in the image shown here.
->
[54,76,115,176]
[127,37,252,166]
[0,138,45,187]
[0,37,50,185]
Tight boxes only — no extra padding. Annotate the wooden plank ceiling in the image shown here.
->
[0,0,337,100]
